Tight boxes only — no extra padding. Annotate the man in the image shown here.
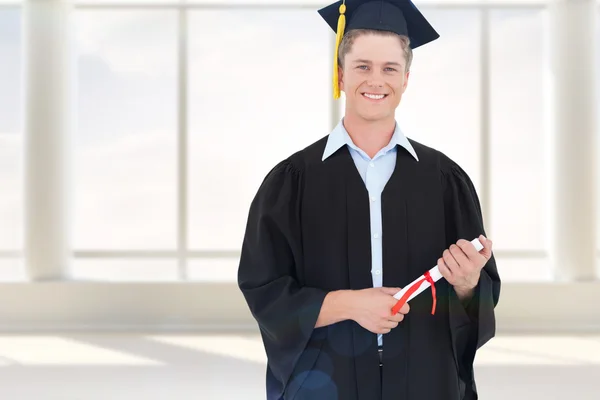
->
[237,1,501,399]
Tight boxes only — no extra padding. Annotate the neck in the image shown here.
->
[342,113,396,159]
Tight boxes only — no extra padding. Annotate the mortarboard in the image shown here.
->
[318,0,440,99]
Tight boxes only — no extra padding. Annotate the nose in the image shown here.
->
[366,70,385,88]
[366,79,384,88]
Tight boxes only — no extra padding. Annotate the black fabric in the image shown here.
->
[238,135,501,400]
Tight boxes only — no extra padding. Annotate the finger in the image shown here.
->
[480,235,493,259]
[389,302,409,316]
[438,257,452,280]
[376,325,392,334]
[390,313,405,323]
[389,298,410,313]
[399,302,410,315]
[457,239,470,248]
[443,248,460,274]
[457,239,480,262]
[381,320,399,330]
[449,244,470,270]
[379,287,402,296]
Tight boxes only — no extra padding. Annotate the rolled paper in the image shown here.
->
[391,238,485,315]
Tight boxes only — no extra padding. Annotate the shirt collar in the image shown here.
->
[322,119,419,162]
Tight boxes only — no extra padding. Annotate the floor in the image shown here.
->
[0,333,598,399]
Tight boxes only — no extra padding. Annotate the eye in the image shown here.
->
[357,65,369,70]
[384,67,398,72]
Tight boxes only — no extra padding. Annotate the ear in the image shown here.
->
[338,65,345,92]
[402,70,410,91]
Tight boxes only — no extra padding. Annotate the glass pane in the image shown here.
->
[0,259,26,282]
[490,10,546,252]
[394,10,482,193]
[73,259,178,281]
[74,11,177,250]
[188,10,330,250]
[0,9,22,251]
[188,258,239,282]
[597,10,600,254]
[0,134,20,251]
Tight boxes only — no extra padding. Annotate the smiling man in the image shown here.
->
[237,1,501,399]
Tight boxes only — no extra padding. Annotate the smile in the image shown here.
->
[362,93,388,100]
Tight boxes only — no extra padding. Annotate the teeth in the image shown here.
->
[364,93,385,100]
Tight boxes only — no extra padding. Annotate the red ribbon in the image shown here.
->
[391,271,437,315]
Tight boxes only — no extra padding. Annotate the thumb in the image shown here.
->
[379,287,402,296]
[480,235,493,259]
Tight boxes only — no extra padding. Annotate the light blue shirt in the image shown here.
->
[322,119,419,347]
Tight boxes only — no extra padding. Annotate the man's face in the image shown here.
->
[339,33,409,122]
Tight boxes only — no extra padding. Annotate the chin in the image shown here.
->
[358,110,393,122]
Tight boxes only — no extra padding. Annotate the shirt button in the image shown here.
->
[370,196,376,202]
[369,162,375,168]
[374,233,380,239]
[375,270,381,275]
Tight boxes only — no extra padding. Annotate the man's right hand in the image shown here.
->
[349,287,410,334]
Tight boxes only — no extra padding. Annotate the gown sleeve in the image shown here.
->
[237,159,328,395]
[442,158,501,400]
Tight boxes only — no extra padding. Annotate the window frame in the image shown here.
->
[2,0,598,282]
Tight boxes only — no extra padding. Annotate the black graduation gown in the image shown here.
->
[237,135,501,400]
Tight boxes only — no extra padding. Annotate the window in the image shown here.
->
[336,7,553,282]
[7,2,598,283]
[0,9,23,280]
[489,9,550,280]
[74,11,178,253]
[336,9,482,188]
[395,9,482,194]
[597,8,600,275]
[490,9,546,253]
[187,9,331,255]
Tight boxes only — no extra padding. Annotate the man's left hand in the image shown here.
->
[437,235,493,292]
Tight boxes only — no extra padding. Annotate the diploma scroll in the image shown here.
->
[391,238,484,315]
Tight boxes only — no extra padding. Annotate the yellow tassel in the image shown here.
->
[333,2,346,100]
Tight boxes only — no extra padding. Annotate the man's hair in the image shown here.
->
[338,29,413,73]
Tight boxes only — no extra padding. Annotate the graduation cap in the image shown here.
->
[318,0,440,99]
